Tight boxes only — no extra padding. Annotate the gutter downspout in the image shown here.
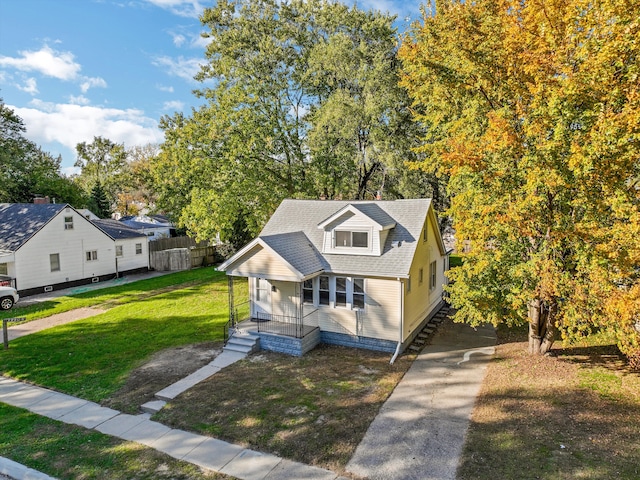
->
[390,277,404,364]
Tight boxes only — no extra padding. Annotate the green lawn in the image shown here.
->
[0,268,221,322]
[0,268,241,402]
[0,403,228,480]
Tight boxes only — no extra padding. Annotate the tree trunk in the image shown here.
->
[528,298,556,355]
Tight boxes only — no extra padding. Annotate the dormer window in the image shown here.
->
[335,231,368,248]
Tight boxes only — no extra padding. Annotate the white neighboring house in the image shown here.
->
[91,219,149,275]
[0,203,148,296]
[119,214,175,241]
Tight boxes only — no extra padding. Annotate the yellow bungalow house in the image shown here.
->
[218,198,449,361]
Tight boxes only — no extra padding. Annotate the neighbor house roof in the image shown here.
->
[92,219,147,240]
[222,198,445,279]
[0,203,68,251]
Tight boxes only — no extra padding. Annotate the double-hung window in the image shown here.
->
[335,277,347,307]
[353,278,365,309]
[319,276,330,306]
[429,261,437,291]
[303,279,314,304]
[116,245,123,257]
[64,216,74,230]
[135,243,143,254]
[309,276,365,310]
[86,250,98,261]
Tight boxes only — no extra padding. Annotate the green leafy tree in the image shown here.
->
[75,136,128,210]
[87,180,111,219]
[400,0,640,361]
[151,0,418,244]
[0,99,85,205]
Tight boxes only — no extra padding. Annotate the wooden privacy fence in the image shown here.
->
[149,237,220,271]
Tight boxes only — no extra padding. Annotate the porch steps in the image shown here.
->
[223,331,260,355]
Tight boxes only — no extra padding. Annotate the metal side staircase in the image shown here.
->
[407,306,451,353]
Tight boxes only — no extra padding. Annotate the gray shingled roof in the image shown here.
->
[260,232,328,277]
[259,199,433,278]
[0,203,67,251]
[92,219,147,240]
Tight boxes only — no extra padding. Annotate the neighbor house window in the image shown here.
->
[135,243,142,255]
[50,254,60,272]
[406,276,411,293]
[423,225,427,242]
[419,268,424,284]
[0,263,7,275]
[429,261,437,291]
[335,277,347,307]
[64,216,74,230]
[86,250,98,261]
[319,276,330,305]
[335,231,368,248]
[353,278,365,309]
[115,245,123,257]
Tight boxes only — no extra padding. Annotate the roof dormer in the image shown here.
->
[317,203,396,256]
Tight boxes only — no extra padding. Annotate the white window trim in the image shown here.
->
[50,253,60,272]
[116,245,123,257]
[135,243,143,255]
[64,216,74,230]
[306,275,365,311]
[333,230,370,249]
[86,250,98,262]
[429,261,437,291]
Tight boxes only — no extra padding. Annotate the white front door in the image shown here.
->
[254,277,272,318]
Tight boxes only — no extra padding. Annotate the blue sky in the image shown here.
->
[0,0,424,174]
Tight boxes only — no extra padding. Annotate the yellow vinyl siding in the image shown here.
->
[404,212,445,340]
[225,246,298,280]
[314,277,399,341]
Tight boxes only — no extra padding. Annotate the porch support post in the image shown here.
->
[299,281,304,337]
[228,275,235,325]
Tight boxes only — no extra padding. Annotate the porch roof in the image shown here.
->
[218,231,325,281]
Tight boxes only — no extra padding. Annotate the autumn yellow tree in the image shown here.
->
[400,0,640,362]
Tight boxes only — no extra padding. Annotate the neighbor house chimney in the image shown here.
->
[33,196,50,204]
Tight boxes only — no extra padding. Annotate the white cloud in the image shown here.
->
[12,101,164,155]
[157,84,174,93]
[68,95,91,105]
[172,33,187,47]
[163,100,185,111]
[143,0,204,18]
[152,55,204,82]
[79,76,108,93]
[0,45,81,80]
[17,77,39,95]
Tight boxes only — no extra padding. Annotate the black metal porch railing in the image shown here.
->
[253,312,304,338]
[254,309,318,338]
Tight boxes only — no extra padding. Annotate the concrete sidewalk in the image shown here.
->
[346,317,496,480]
[0,376,340,480]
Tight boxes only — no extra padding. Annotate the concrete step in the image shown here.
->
[408,345,422,352]
[224,332,259,354]
[422,327,435,334]
[227,336,258,347]
[418,333,429,339]
[141,399,166,414]
[223,343,254,354]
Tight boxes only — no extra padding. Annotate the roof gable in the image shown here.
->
[220,198,445,279]
[317,203,396,231]
[0,203,68,251]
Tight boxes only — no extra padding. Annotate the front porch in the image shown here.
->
[224,276,321,356]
